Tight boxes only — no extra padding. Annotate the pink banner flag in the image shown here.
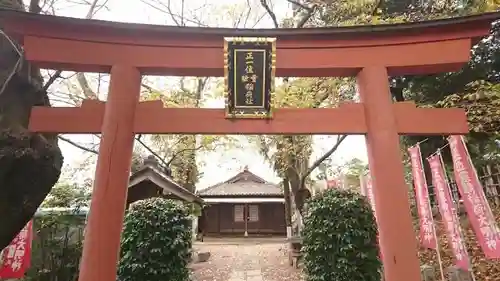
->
[360,174,383,260]
[364,174,377,215]
[408,145,437,249]
[359,175,367,196]
[448,135,500,259]
[428,154,470,270]
[0,221,33,279]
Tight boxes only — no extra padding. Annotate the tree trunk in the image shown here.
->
[170,135,198,193]
[286,165,311,216]
[0,0,63,250]
[282,177,292,231]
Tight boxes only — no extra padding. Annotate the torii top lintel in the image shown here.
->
[0,9,499,77]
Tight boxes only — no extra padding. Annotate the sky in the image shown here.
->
[36,0,369,188]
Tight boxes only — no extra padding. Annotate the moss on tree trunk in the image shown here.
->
[0,0,63,250]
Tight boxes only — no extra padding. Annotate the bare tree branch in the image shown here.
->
[59,136,98,154]
[61,131,176,172]
[300,134,348,186]
[85,0,99,18]
[42,70,62,91]
[135,135,171,168]
[260,0,279,28]
[256,135,273,163]
[292,1,317,28]
[180,0,185,26]
[260,0,317,85]
[40,0,105,95]
[286,0,309,11]
[296,8,315,28]
[73,0,106,99]
[89,0,110,17]
[165,145,203,166]
[165,0,181,25]
[67,131,173,172]
[243,0,253,27]
[139,0,209,27]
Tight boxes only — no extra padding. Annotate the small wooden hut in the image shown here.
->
[127,155,203,208]
[197,166,285,236]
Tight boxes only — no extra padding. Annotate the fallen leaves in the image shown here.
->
[418,206,500,280]
[189,239,303,281]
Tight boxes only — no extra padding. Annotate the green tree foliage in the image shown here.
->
[41,183,90,208]
[25,181,88,281]
[254,1,362,214]
[254,74,353,213]
[142,78,239,192]
[275,0,500,198]
[302,188,381,281]
[379,0,500,170]
[339,158,369,191]
[343,158,369,177]
[130,150,146,174]
[315,157,369,191]
[117,198,192,281]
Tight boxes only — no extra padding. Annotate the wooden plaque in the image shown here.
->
[224,37,276,119]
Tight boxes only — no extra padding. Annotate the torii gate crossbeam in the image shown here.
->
[29,100,467,135]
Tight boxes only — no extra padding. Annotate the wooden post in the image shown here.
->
[485,165,500,206]
[356,66,421,281]
[78,65,141,281]
[283,178,293,238]
[244,203,249,237]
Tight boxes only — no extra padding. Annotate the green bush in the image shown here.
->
[302,188,381,281]
[117,198,192,281]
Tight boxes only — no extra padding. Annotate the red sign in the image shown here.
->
[428,154,470,270]
[0,221,33,279]
[448,135,500,258]
[408,145,437,249]
[326,179,337,188]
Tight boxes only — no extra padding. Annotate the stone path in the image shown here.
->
[190,238,303,281]
[228,269,263,281]
[227,243,264,281]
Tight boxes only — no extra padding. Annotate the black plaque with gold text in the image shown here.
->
[224,37,276,118]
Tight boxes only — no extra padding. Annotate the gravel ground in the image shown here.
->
[190,238,304,281]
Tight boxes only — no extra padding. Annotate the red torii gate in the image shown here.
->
[1,9,498,281]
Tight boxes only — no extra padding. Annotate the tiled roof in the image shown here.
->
[197,168,282,197]
[129,156,203,203]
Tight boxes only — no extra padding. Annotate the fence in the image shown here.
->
[419,164,500,212]
[22,208,87,281]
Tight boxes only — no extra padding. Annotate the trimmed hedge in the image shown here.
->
[302,188,381,281]
[117,198,192,281]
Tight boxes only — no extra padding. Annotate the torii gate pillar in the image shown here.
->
[357,66,420,281]
[78,65,141,281]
